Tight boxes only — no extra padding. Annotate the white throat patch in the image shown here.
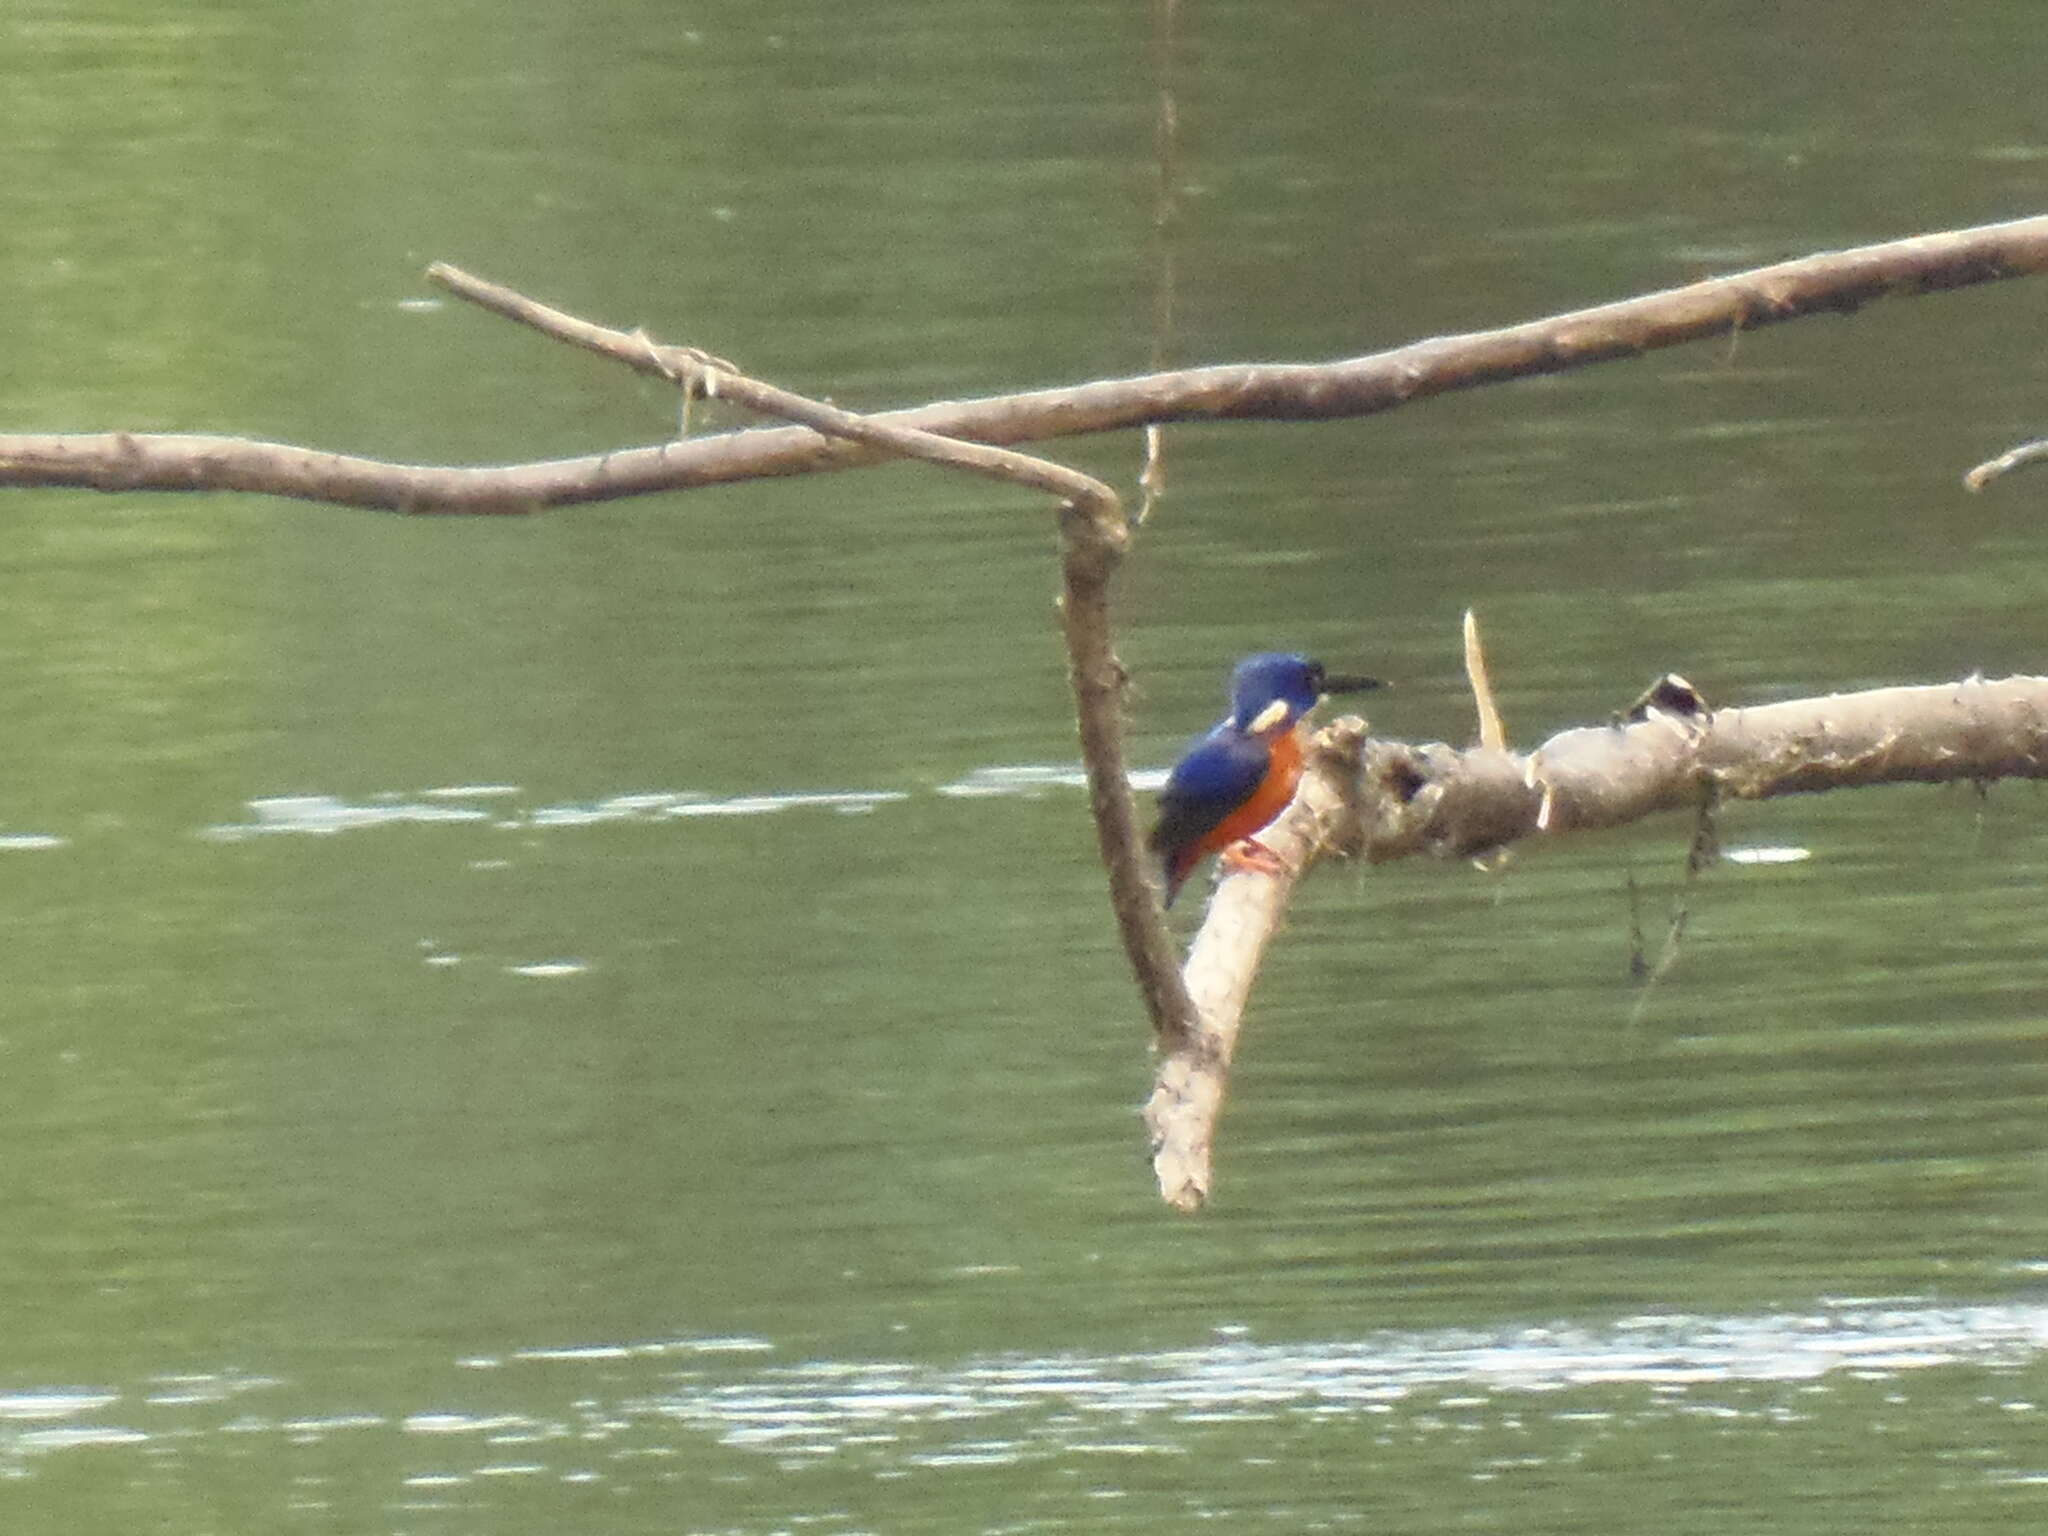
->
[1246,698,1291,735]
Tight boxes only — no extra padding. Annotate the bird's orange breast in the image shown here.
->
[1194,723,1305,858]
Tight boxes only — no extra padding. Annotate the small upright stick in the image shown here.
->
[1464,608,1508,751]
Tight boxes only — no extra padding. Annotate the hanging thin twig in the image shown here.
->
[1136,0,1182,524]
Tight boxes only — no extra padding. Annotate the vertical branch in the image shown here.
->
[1142,720,1369,1210]
[1056,501,1196,1050]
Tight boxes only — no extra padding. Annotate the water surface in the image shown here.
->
[2,2,2047,1531]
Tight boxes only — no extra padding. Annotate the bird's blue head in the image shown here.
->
[1227,652,1383,736]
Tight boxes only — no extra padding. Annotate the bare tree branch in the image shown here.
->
[1351,673,2048,860]
[2,217,2046,512]
[1146,718,1370,1211]
[1144,673,2048,1206]
[415,267,1201,1054]
[7,220,2048,1210]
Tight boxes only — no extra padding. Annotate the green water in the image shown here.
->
[2,1,2048,1530]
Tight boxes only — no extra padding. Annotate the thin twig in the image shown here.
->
[1135,0,1181,525]
[433,267,1092,501]
[1625,782,1717,1027]
[1464,608,1507,751]
[1625,871,1649,982]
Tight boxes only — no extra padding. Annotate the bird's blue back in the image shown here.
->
[1149,720,1269,866]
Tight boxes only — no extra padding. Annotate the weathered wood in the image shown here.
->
[2,217,2046,511]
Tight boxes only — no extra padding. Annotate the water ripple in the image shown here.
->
[0,1391,117,1421]
[203,794,495,840]
[0,1305,2041,1486]
[196,764,1180,841]
[658,1300,2048,1456]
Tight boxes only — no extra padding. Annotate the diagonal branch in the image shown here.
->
[429,269,1200,1053]
[1145,718,1370,1211]
[2,217,2045,512]
[425,263,1100,505]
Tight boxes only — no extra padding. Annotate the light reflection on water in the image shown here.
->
[658,1300,2048,1460]
[0,833,66,850]
[2,0,2043,1529]
[2,1301,2042,1484]
[191,766,1168,840]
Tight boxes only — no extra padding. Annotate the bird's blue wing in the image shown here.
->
[1148,727,1268,860]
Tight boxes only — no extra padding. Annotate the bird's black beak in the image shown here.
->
[1320,672,1386,696]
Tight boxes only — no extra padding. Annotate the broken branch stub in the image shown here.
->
[1965,437,2048,492]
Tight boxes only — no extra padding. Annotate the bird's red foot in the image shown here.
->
[1219,838,1291,879]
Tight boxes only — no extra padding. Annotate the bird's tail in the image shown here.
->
[1161,848,1197,909]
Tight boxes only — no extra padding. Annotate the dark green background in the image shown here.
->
[2,1,2046,1530]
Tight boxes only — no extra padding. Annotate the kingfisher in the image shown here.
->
[1149,652,1384,907]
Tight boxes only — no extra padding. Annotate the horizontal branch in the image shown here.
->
[1,216,2045,512]
[1145,673,2048,1209]
[1352,674,2048,862]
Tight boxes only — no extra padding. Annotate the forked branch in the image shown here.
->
[5,219,2048,1211]
[2,217,2045,510]
[415,267,1200,1053]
